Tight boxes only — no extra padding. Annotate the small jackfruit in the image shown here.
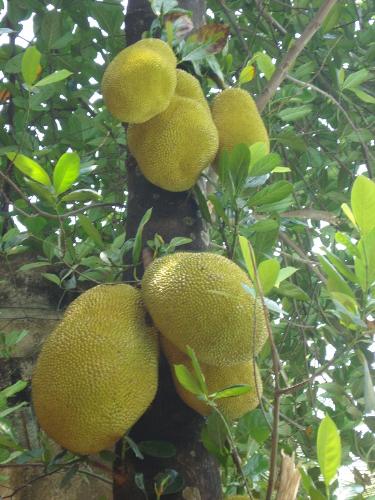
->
[161,337,262,420]
[211,88,270,161]
[142,252,268,366]
[32,284,158,455]
[127,96,218,191]
[101,38,177,123]
[175,69,209,111]
[225,496,250,500]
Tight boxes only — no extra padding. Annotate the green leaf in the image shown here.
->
[174,364,203,396]
[248,181,293,207]
[34,69,73,87]
[321,3,341,33]
[193,185,211,223]
[132,208,152,264]
[41,273,61,286]
[210,384,251,400]
[357,351,375,413]
[239,235,256,284]
[239,65,255,85]
[186,346,208,395]
[0,380,27,400]
[257,258,280,294]
[254,51,275,80]
[138,440,176,458]
[278,105,312,122]
[342,68,370,90]
[6,152,51,186]
[24,179,56,205]
[317,415,341,487]
[275,266,298,287]
[237,409,270,444]
[249,153,282,177]
[78,215,105,250]
[351,175,375,236]
[277,282,309,301]
[18,261,50,272]
[53,152,80,195]
[61,189,102,203]
[341,202,356,226]
[355,228,375,292]
[248,219,279,233]
[349,87,375,104]
[21,46,41,85]
[318,255,355,298]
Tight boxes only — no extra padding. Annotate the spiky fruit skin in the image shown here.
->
[32,284,158,455]
[225,496,250,499]
[128,96,218,192]
[211,88,270,160]
[142,252,268,365]
[175,69,209,111]
[161,337,262,420]
[101,38,177,123]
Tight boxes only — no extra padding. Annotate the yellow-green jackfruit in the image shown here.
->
[211,88,270,161]
[32,284,158,455]
[142,252,268,366]
[175,69,209,111]
[161,337,262,420]
[225,496,250,500]
[101,38,177,123]
[128,95,218,191]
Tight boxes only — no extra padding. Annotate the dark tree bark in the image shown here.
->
[113,1,222,499]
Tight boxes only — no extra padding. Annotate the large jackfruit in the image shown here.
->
[211,88,270,161]
[101,38,177,123]
[32,284,158,455]
[161,337,262,420]
[175,69,209,111]
[142,252,268,366]
[225,496,250,500]
[127,96,218,191]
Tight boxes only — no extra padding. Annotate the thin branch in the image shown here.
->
[279,232,327,284]
[286,74,374,178]
[216,0,251,57]
[256,0,338,112]
[252,0,287,35]
[280,209,339,225]
[0,168,123,219]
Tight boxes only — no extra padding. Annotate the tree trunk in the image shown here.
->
[113,1,222,499]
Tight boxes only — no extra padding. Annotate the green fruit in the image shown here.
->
[32,284,158,455]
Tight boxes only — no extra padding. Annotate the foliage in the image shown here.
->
[0,0,374,498]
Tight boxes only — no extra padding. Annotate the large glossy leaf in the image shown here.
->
[21,46,41,85]
[317,415,341,487]
[6,152,51,186]
[53,152,80,195]
[257,258,280,294]
[351,176,375,236]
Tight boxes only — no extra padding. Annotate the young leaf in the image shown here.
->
[61,189,101,203]
[34,69,73,87]
[257,258,280,294]
[239,65,255,85]
[249,153,282,177]
[53,152,80,195]
[6,152,51,186]
[210,384,251,400]
[21,46,41,86]
[341,202,356,227]
[274,266,298,287]
[186,346,208,395]
[174,364,203,396]
[351,175,375,236]
[239,235,256,284]
[317,415,341,487]
[78,215,105,250]
[132,208,152,264]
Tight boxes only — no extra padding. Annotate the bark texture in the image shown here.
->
[113,1,222,499]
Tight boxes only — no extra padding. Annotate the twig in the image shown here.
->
[252,0,287,35]
[280,209,339,225]
[0,168,123,219]
[286,74,374,178]
[216,0,251,57]
[256,0,338,112]
[279,232,327,284]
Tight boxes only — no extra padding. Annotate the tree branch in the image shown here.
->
[256,0,338,112]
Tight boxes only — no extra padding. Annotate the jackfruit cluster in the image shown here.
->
[32,284,158,455]
[102,38,269,192]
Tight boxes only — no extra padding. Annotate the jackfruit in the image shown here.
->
[161,337,262,419]
[175,69,209,111]
[225,496,250,500]
[211,88,270,162]
[32,284,158,455]
[101,38,177,123]
[142,252,268,366]
[127,95,218,191]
